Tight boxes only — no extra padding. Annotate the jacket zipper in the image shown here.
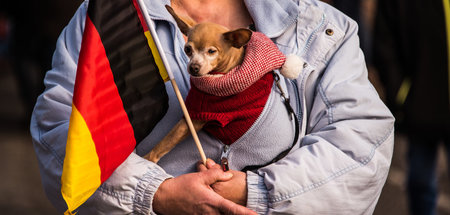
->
[290,64,314,146]
[290,80,302,126]
[220,144,231,171]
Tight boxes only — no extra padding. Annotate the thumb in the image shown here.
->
[201,168,233,185]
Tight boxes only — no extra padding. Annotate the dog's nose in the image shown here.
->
[189,64,200,76]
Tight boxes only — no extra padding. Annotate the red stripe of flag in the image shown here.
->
[132,0,149,32]
[73,15,136,183]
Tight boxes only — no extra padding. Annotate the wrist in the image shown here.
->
[153,178,172,214]
[132,161,172,215]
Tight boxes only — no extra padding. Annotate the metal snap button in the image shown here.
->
[325,29,334,36]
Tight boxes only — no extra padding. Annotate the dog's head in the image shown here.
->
[166,5,252,76]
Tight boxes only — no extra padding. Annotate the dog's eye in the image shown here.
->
[208,49,217,54]
[184,46,192,56]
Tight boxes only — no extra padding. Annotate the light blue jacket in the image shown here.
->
[30,0,395,214]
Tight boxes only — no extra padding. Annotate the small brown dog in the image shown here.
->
[144,6,252,163]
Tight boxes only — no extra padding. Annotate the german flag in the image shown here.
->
[61,0,169,213]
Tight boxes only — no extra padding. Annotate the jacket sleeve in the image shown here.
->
[30,1,172,214]
[246,15,395,214]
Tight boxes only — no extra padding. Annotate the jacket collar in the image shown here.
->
[144,0,172,21]
[244,0,299,38]
[145,0,300,38]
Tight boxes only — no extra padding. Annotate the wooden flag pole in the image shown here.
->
[170,79,207,164]
[136,0,207,164]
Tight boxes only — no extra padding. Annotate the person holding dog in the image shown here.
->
[31,0,395,214]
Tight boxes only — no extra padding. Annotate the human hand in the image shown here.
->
[153,166,256,215]
[198,159,248,206]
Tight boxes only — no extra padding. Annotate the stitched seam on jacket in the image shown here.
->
[359,124,394,165]
[269,124,395,203]
[97,184,133,201]
[39,129,64,165]
[270,162,361,202]
[270,15,299,39]
[318,82,333,124]
[299,14,325,56]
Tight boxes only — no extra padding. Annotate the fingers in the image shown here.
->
[198,161,208,172]
[206,159,221,169]
[201,168,233,185]
[216,197,257,215]
[197,158,221,172]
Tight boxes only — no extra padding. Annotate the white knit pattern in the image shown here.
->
[190,32,286,96]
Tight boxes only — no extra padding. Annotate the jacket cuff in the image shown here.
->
[133,165,173,215]
[246,171,269,214]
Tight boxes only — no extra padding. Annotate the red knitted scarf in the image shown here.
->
[190,32,286,96]
[185,32,286,145]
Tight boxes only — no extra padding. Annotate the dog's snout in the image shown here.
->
[189,64,201,76]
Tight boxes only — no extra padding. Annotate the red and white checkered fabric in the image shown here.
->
[190,31,286,96]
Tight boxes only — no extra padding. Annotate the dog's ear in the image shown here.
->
[165,5,196,36]
[223,28,252,48]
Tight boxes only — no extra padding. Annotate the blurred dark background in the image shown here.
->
[0,0,82,214]
[0,0,448,214]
